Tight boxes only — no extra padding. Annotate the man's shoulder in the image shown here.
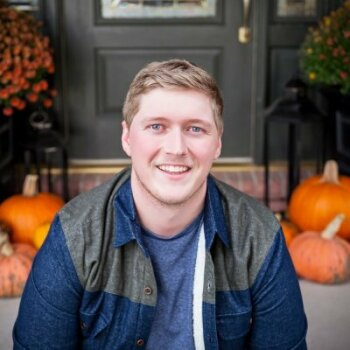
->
[211,175,282,290]
[54,168,132,292]
[59,167,131,221]
[56,168,131,262]
[212,176,279,234]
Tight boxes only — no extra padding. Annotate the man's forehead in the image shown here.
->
[135,89,215,122]
[139,86,209,99]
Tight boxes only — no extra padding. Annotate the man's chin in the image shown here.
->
[150,191,192,207]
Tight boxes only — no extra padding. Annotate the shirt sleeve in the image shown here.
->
[13,215,83,350]
[248,228,308,350]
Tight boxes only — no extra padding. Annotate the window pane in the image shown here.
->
[6,0,39,12]
[101,0,216,18]
[276,0,317,18]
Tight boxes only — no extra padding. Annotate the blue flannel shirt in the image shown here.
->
[13,169,307,349]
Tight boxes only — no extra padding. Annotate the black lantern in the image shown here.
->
[21,110,69,201]
[263,78,326,207]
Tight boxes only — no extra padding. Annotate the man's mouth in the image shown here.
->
[157,165,190,174]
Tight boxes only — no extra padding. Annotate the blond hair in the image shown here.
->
[122,59,224,132]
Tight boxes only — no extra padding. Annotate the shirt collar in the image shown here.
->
[113,175,230,250]
[204,175,230,249]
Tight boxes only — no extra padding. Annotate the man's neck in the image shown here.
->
[131,179,206,238]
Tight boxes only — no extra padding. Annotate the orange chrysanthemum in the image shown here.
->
[0,3,56,117]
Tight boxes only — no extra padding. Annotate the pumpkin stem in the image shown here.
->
[321,160,340,184]
[0,232,14,256]
[321,214,345,240]
[22,174,39,197]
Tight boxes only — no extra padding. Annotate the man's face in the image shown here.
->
[121,87,222,207]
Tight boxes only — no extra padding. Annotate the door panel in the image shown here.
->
[96,48,222,116]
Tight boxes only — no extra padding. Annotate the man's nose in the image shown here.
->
[163,128,188,155]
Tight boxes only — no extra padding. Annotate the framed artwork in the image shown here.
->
[274,0,319,21]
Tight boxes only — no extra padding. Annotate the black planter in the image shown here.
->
[317,86,350,174]
[319,86,350,113]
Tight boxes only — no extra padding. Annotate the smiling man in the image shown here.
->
[13,59,307,349]
[122,87,221,236]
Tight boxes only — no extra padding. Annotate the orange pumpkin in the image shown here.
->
[275,213,299,247]
[280,220,299,247]
[289,214,350,284]
[288,160,350,239]
[0,175,64,244]
[33,222,51,249]
[0,222,37,297]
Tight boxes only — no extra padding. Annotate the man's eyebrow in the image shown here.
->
[142,116,168,122]
[186,119,212,126]
[141,116,214,128]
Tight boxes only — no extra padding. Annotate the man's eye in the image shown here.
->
[149,124,162,130]
[190,126,202,133]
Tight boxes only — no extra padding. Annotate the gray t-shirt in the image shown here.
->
[142,213,203,350]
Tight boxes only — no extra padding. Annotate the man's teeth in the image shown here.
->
[158,165,189,173]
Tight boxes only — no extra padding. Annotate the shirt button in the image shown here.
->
[136,339,145,346]
[207,281,212,291]
[144,286,152,295]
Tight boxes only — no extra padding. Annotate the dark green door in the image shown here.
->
[50,0,256,162]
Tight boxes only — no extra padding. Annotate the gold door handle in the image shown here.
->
[238,0,252,44]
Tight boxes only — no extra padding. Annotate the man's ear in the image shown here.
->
[121,120,131,157]
[214,136,222,160]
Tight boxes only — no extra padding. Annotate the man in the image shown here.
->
[13,59,307,349]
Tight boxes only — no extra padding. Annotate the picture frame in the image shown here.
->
[274,0,319,22]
